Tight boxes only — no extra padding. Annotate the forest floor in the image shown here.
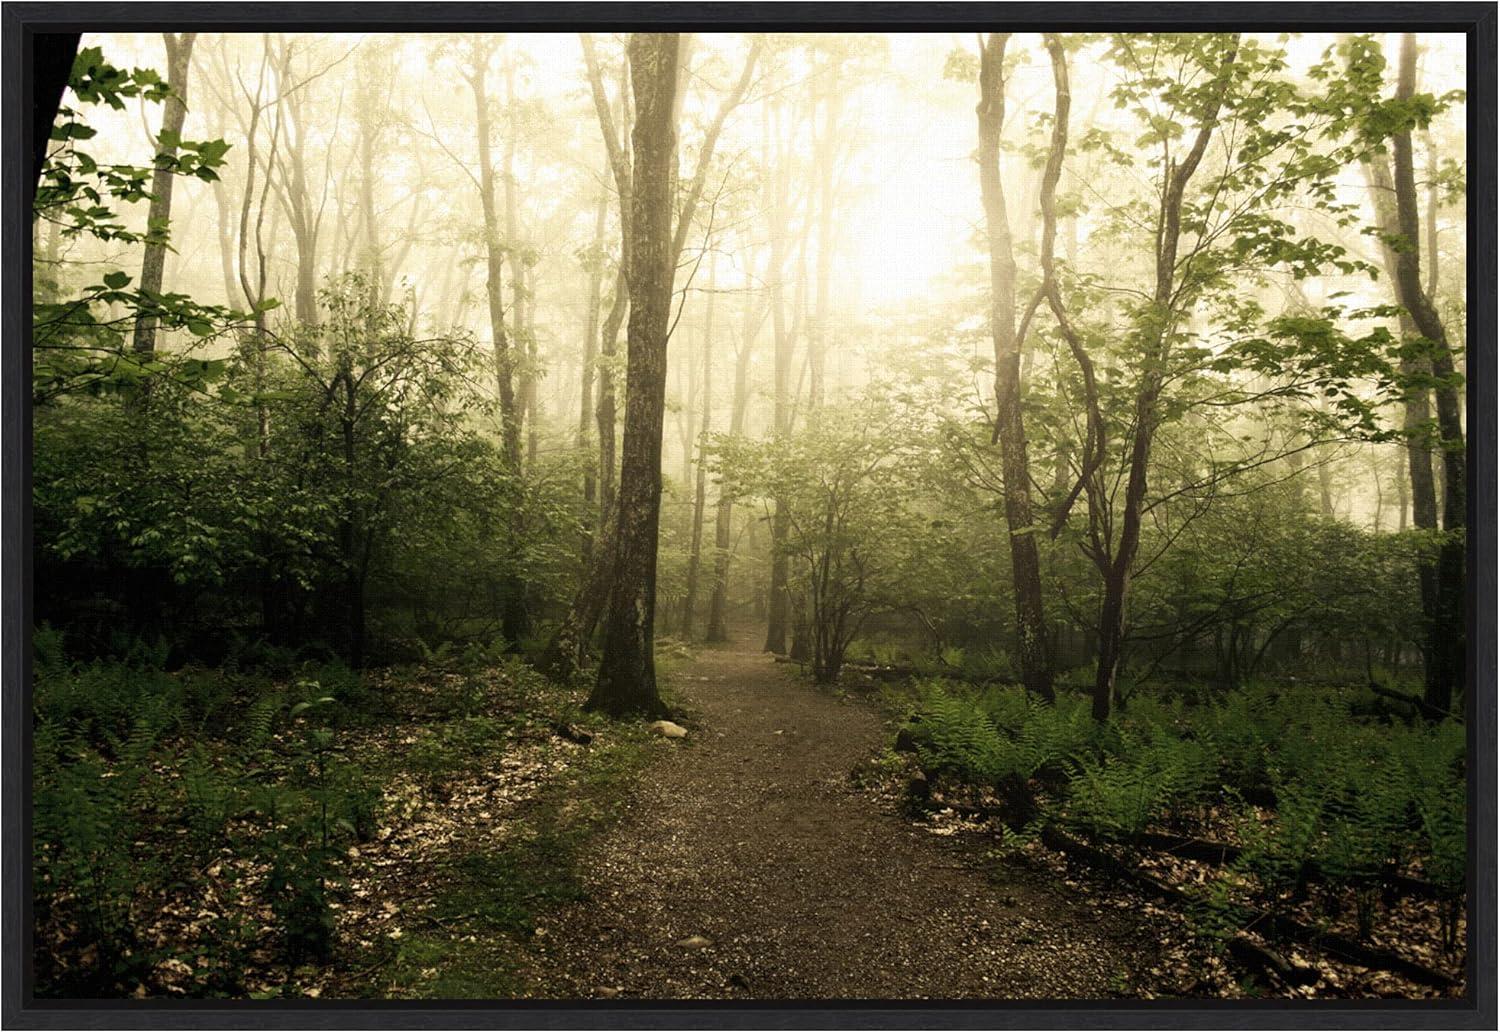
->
[49,624,1460,1000]
[512,631,1163,1000]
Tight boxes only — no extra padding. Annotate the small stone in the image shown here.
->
[676,934,714,949]
[650,720,688,739]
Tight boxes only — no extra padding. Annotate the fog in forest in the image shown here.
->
[31,30,1471,1002]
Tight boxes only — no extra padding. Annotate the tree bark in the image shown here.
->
[540,41,634,678]
[977,33,1053,703]
[578,191,609,565]
[707,285,765,642]
[763,99,795,654]
[467,43,528,643]
[680,256,717,639]
[1389,33,1466,712]
[582,36,633,527]
[589,33,681,718]
[131,33,196,356]
[503,54,538,466]
[267,37,323,330]
[807,52,840,409]
[355,50,384,305]
[1363,153,1440,685]
[1089,38,1238,720]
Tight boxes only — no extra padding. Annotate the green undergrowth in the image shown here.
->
[31,623,660,999]
[886,676,1467,952]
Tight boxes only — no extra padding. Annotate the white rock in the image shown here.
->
[649,720,688,739]
[676,934,714,948]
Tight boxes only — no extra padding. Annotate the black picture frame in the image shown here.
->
[2,3,1494,1028]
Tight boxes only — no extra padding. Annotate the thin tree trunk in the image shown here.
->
[1317,451,1336,517]
[1362,155,1438,688]
[807,54,840,410]
[1396,445,1410,532]
[978,33,1053,702]
[267,37,322,330]
[582,36,633,527]
[1372,452,1385,531]
[212,177,240,307]
[503,54,538,466]
[597,265,626,520]
[131,33,196,356]
[763,100,794,654]
[541,41,633,678]
[680,256,716,639]
[579,191,609,565]
[707,283,764,642]
[467,44,528,643]
[677,320,698,490]
[1090,38,1238,720]
[356,59,383,304]
[1390,33,1466,712]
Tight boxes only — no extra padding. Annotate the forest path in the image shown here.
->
[520,632,1155,1000]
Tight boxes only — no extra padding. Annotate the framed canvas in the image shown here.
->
[2,2,1494,1028]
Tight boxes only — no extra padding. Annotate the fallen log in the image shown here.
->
[1227,935,1320,987]
[1038,825,1458,990]
[775,655,1013,686]
[1368,682,1455,723]
[1130,831,1449,901]
[1243,910,1458,991]
[1133,830,1241,865]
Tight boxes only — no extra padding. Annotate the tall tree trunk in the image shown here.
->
[1371,451,1385,531]
[131,33,196,356]
[589,32,680,719]
[680,256,716,639]
[676,320,698,490]
[763,100,794,654]
[231,39,279,458]
[268,37,321,330]
[977,33,1053,702]
[212,177,240,307]
[1389,33,1466,713]
[787,62,839,666]
[707,284,764,643]
[1395,444,1410,531]
[1317,451,1337,517]
[1362,153,1439,692]
[807,54,840,410]
[467,46,528,643]
[356,58,383,305]
[579,191,609,565]
[541,41,633,679]
[1090,38,1238,720]
[582,37,633,528]
[503,54,538,467]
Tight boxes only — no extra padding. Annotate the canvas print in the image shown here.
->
[29,29,1469,1002]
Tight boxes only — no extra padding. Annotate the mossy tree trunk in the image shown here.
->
[589,32,681,719]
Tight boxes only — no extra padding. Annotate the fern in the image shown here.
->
[241,692,283,750]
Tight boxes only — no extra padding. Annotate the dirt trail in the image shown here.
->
[522,634,1156,1000]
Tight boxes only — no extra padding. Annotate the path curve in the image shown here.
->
[523,635,1155,1000]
